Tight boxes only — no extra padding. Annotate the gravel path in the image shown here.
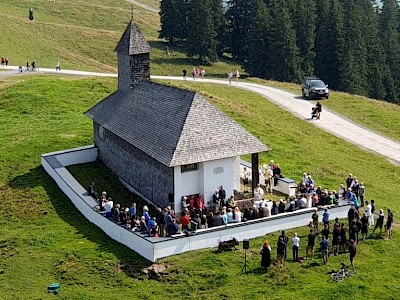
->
[2,66,399,164]
[126,0,159,13]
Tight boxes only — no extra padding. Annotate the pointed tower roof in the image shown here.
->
[115,20,151,55]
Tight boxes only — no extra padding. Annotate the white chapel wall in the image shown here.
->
[203,157,236,205]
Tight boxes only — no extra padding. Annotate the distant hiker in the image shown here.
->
[1,57,5,66]
[233,69,240,82]
[31,60,36,70]
[29,8,34,21]
[56,60,61,71]
[5,57,8,66]
[228,72,233,84]
[201,69,206,78]
[182,69,187,80]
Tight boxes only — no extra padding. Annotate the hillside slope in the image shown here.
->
[0,0,242,76]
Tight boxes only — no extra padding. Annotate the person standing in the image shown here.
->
[315,101,322,119]
[322,208,330,228]
[182,69,187,80]
[373,209,385,235]
[234,69,240,83]
[5,57,8,66]
[365,201,372,227]
[361,213,369,240]
[292,233,300,262]
[218,186,226,207]
[56,60,61,71]
[253,183,264,202]
[228,71,233,84]
[200,69,206,78]
[260,241,271,270]
[348,239,357,270]
[279,230,289,260]
[242,167,250,193]
[311,210,319,234]
[306,229,316,260]
[358,182,366,207]
[277,236,286,267]
[320,235,329,264]
[386,209,393,240]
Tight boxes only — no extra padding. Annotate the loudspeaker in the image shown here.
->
[168,193,174,202]
[243,239,250,250]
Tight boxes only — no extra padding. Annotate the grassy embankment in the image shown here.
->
[0,75,399,299]
[0,0,242,76]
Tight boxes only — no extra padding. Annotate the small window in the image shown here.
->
[213,167,224,175]
[181,163,199,173]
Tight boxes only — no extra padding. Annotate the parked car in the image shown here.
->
[301,76,329,99]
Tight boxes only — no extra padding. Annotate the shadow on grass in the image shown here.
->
[8,165,153,278]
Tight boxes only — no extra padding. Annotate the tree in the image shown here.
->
[244,0,270,77]
[159,0,189,44]
[186,0,218,63]
[265,0,302,82]
[211,0,226,56]
[314,0,344,89]
[294,0,316,77]
[380,0,400,103]
[339,0,369,96]
[225,0,253,60]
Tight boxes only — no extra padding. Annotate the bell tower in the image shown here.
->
[114,19,151,90]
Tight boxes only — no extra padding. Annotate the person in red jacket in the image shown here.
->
[180,212,191,230]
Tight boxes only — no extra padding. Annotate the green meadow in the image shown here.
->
[0,0,399,299]
[0,75,399,299]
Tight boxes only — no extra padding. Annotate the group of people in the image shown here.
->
[182,67,206,81]
[228,69,240,84]
[1,56,9,66]
[260,199,394,271]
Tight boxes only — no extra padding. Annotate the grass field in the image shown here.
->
[0,0,242,77]
[0,75,399,299]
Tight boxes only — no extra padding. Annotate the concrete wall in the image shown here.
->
[94,123,173,208]
[41,146,155,262]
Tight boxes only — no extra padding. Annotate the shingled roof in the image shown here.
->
[85,82,270,167]
[114,20,151,55]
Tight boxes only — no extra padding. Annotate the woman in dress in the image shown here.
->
[260,241,271,270]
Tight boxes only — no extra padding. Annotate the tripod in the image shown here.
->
[241,249,249,274]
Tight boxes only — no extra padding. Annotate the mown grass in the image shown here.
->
[248,78,400,142]
[0,0,243,76]
[0,75,399,299]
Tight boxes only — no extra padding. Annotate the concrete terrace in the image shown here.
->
[41,145,350,262]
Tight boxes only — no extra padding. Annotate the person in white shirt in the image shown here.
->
[365,201,373,227]
[254,183,264,201]
[292,233,300,261]
[242,167,250,193]
[104,198,113,218]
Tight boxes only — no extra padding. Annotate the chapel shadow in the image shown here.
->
[8,165,153,277]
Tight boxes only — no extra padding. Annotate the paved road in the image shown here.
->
[127,0,159,13]
[2,66,400,164]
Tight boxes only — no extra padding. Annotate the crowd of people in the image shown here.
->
[259,202,394,271]
[87,168,394,257]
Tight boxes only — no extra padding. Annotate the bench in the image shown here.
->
[274,177,297,197]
